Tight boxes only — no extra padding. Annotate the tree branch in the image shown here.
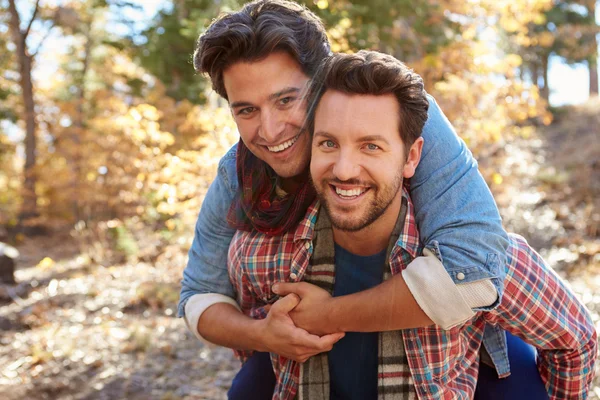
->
[30,24,55,58]
[24,0,41,40]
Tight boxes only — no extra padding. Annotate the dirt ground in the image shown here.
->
[1,99,599,399]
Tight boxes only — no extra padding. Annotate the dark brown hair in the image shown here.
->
[307,50,429,148]
[194,0,330,100]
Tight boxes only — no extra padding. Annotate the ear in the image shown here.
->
[402,137,424,179]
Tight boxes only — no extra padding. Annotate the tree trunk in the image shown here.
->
[590,58,599,96]
[587,0,598,96]
[71,27,93,222]
[531,62,540,91]
[541,53,550,103]
[7,0,39,222]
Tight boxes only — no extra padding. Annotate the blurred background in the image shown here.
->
[0,0,598,399]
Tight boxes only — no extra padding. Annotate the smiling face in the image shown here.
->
[311,90,423,233]
[223,52,312,181]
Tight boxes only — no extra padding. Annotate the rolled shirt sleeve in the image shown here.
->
[184,293,241,342]
[403,248,498,330]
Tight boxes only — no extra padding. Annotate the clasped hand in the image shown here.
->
[259,282,342,362]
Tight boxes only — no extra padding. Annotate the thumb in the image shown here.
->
[320,332,345,347]
[271,293,300,314]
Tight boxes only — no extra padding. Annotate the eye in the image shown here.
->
[236,107,256,116]
[319,140,336,148]
[278,96,296,107]
[365,143,380,151]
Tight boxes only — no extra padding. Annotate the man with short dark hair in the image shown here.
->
[228,50,597,399]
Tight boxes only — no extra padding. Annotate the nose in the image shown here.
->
[259,109,285,143]
[332,150,360,182]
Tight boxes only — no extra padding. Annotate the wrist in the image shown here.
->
[247,318,270,352]
[324,296,344,333]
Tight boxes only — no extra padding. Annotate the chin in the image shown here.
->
[272,159,309,179]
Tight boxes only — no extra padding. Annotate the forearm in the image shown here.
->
[284,252,492,334]
[197,303,267,351]
[326,273,432,332]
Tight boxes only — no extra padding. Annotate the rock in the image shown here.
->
[0,242,19,284]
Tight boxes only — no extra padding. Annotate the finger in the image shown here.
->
[271,293,300,314]
[272,282,304,296]
[291,329,339,352]
[263,304,272,313]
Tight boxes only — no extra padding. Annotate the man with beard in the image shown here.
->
[227,50,597,399]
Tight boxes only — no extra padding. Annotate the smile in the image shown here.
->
[332,185,369,200]
[266,134,300,153]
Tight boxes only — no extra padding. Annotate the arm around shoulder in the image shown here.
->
[410,95,509,305]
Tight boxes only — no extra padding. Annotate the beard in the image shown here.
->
[314,170,404,232]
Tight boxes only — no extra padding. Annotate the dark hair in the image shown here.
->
[307,50,429,148]
[194,0,330,100]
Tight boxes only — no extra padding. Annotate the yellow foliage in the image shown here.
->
[316,0,329,10]
[37,257,55,271]
[537,31,555,48]
[504,54,523,68]
[492,173,503,185]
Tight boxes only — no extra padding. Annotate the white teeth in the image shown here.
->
[267,135,299,153]
[335,187,366,198]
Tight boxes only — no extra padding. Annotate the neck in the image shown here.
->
[332,192,403,257]
[280,169,309,193]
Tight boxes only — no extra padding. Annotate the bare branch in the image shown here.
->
[30,24,56,58]
[24,0,41,40]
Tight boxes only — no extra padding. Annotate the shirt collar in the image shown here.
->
[395,186,420,259]
[293,200,320,243]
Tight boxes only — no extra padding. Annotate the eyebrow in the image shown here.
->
[313,131,391,145]
[229,87,302,109]
[313,131,335,140]
[357,135,390,145]
[268,87,301,101]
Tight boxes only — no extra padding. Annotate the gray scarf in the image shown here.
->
[297,197,416,399]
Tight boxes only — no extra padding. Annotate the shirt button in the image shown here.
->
[290,272,298,280]
[304,242,311,249]
[456,272,466,280]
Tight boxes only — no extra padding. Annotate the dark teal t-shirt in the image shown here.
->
[328,243,386,400]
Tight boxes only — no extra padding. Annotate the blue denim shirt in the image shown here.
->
[178,95,512,376]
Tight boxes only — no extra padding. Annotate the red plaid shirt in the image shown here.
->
[228,190,597,399]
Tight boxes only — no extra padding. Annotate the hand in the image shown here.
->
[272,282,335,336]
[258,293,343,362]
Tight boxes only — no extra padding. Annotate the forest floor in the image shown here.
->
[1,99,599,399]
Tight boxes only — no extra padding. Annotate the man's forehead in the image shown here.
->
[315,91,398,120]
[223,52,310,102]
[314,91,401,139]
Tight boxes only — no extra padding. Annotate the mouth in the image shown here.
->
[266,133,301,153]
[329,184,370,201]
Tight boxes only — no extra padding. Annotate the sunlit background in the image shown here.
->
[1,1,599,399]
